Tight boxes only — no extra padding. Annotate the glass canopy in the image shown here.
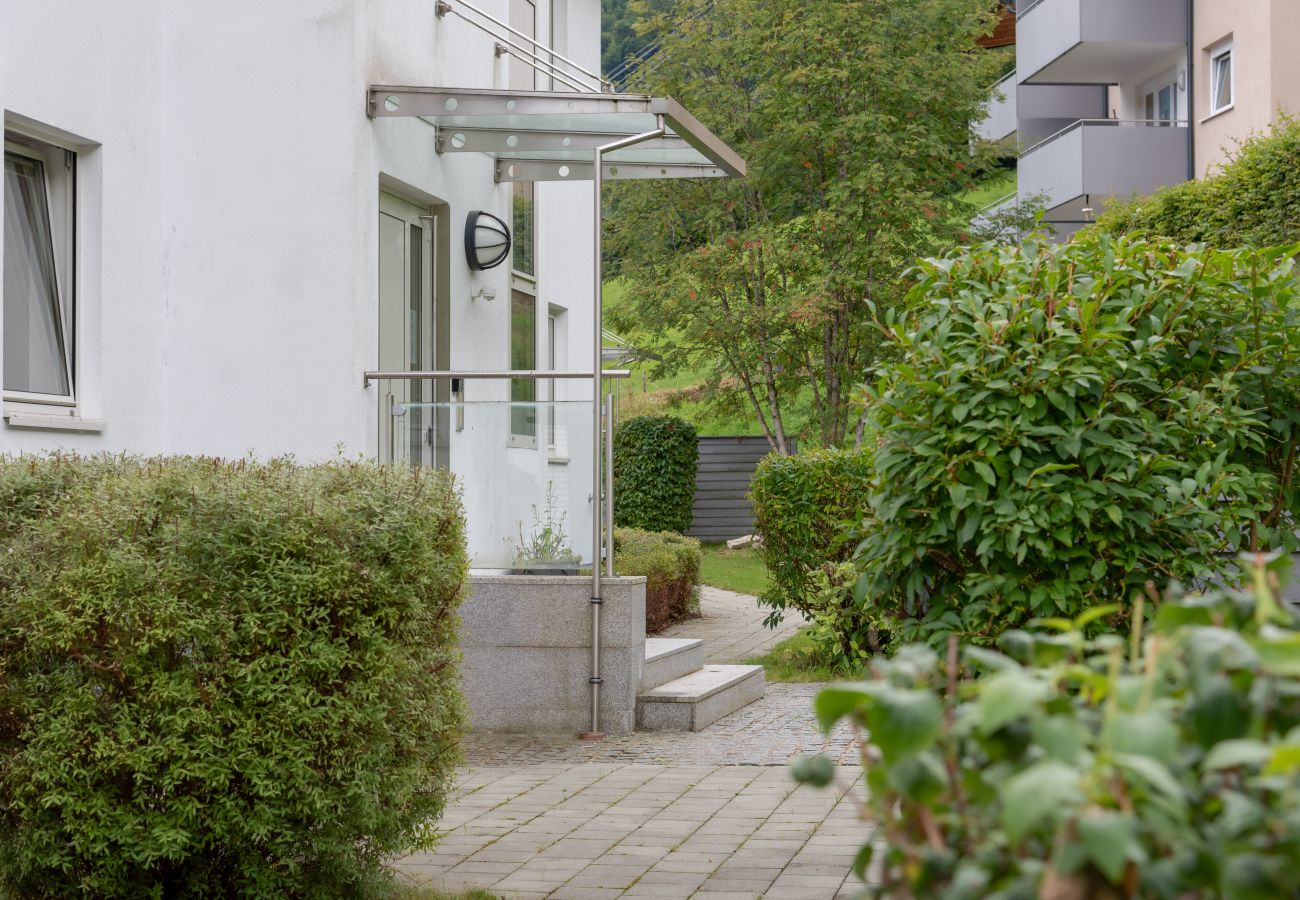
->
[367,86,746,182]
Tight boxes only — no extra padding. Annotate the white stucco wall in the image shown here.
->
[1,0,600,567]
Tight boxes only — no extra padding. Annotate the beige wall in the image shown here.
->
[1194,0,1299,174]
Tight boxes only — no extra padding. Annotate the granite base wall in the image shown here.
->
[459,575,647,734]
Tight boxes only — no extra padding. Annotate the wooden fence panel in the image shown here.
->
[687,436,785,542]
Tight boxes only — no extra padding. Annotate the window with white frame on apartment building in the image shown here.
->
[3,130,76,407]
[1210,40,1234,115]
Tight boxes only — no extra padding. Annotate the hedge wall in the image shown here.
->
[614,527,702,633]
[612,415,699,534]
[750,448,874,623]
[857,235,1291,647]
[1095,114,1300,246]
[0,455,467,897]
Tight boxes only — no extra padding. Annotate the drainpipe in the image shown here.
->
[1186,0,1195,179]
[580,116,666,740]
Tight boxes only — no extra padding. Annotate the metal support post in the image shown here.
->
[581,118,666,741]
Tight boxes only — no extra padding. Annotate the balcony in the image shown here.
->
[1019,119,1188,226]
[1017,0,1186,86]
[975,71,1018,143]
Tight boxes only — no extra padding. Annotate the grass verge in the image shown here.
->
[742,629,850,683]
[699,544,769,596]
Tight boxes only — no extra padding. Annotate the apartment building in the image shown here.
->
[977,0,1300,238]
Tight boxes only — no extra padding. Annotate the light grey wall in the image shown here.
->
[459,575,647,734]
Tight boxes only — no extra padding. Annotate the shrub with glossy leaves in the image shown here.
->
[799,553,1300,899]
[0,455,467,897]
[856,235,1294,646]
[613,415,699,533]
[614,527,701,632]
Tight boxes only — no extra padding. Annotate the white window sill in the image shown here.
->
[4,411,106,433]
[547,453,570,465]
[1200,104,1234,124]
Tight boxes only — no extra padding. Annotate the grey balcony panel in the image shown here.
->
[1018,0,1186,85]
[1020,120,1188,224]
[975,71,1018,142]
[1018,83,1106,144]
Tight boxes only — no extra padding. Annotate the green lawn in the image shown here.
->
[699,544,769,596]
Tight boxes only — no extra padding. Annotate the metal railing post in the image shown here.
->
[605,390,615,578]
[582,120,665,740]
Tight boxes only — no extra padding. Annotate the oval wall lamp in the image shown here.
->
[464,210,512,271]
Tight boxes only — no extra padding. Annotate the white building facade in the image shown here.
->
[1,1,740,570]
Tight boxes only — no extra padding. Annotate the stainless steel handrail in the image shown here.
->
[435,0,612,92]
[1021,118,1190,157]
[364,369,630,386]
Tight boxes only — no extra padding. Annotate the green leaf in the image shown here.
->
[851,843,873,883]
[977,671,1049,734]
[1250,632,1300,676]
[1189,676,1250,748]
[1000,760,1083,842]
[1032,715,1090,764]
[1112,754,1188,820]
[1203,739,1272,771]
[1266,744,1300,774]
[1153,604,1214,634]
[885,751,947,804]
[812,683,877,733]
[867,686,943,762]
[1103,711,1178,760]
[1078,812,1142,883]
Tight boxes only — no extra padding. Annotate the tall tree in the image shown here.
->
[606,0,1004,452]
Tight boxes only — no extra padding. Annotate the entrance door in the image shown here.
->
[379,191,436,467]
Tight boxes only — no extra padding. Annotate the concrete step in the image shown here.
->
[636,664,765,732]
[642,637,706,692]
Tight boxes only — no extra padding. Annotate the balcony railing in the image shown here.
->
[975,70,1018,143]
[1016,0,1186,86]
[1019,118,1189,223]
[390,398,600,571]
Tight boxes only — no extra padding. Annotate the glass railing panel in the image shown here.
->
[390,399,596,572]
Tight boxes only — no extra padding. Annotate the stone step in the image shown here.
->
[642,637,706,692]
[636,664,765,732]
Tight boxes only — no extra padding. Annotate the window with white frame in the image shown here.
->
[4,131,76,405]
[1210,41,1234,115]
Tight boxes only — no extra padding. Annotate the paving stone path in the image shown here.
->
[396,589,868,899]
[661,586,808,664]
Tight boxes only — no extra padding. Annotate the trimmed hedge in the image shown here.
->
[614,527,701,633]
[858,235,1293,647]
[0,455,467,897]
[1095,113,1300,246]
[750,448,874,622]
[612,415,699,534]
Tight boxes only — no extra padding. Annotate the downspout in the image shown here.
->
[1186,0,1195,180]
[581,116,667,740]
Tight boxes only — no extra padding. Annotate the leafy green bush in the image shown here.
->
[0,455,467,897]
[799,552,1300,899]
[1095,114,1300,246]
[613,415,699,533]
[751,449,875,665]
[614,527,701,632]
[857,235,1297,646]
